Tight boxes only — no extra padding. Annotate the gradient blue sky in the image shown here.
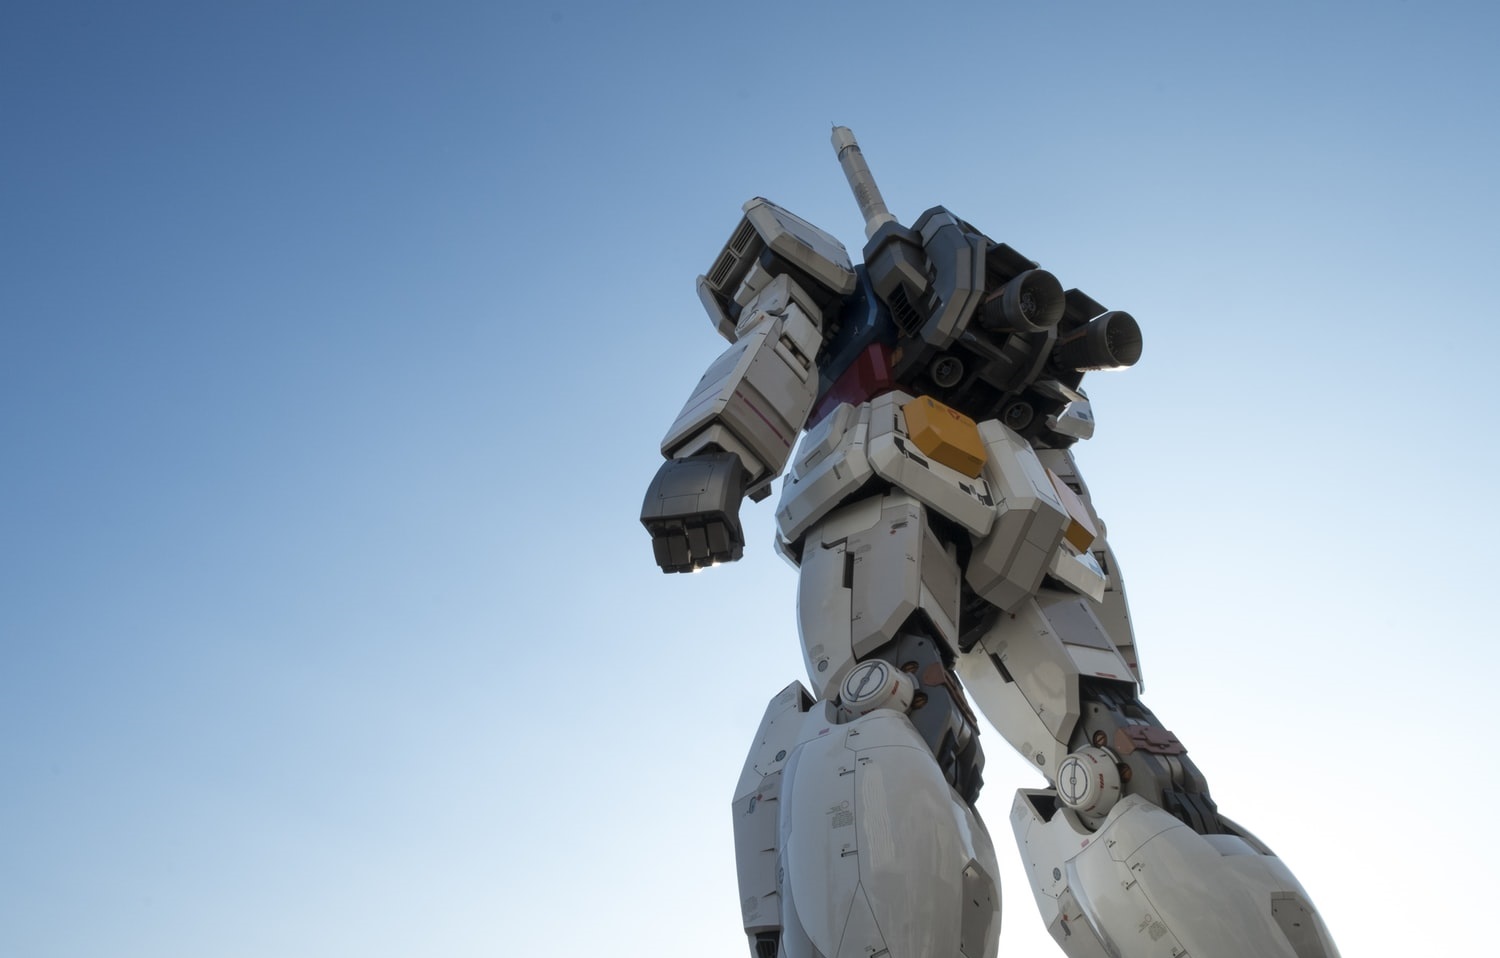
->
[3,2,1496,955]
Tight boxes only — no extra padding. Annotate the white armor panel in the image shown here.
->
[1037,449,1142,686]
[795,492,962,700]
[966,420,1070,611]
[663,275,823,488]
[776,402,875,547]
[733,682,823,940]
[957,589,1136,782]
[864,391,996,536]
[783,710,1000,958]
[954,635,1070,782]
[778,392,1002,551]
[1046,546,1107,603]
[1012,793,1340,958]
[737,701,1001,958]
[780,393,1025,555]
[699,197,857,342]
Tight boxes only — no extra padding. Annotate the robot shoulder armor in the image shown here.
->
[699,197,856,342]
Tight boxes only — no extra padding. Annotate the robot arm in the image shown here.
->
[659,272,825,493]
[642,275,822,573]
[642,199,856,573]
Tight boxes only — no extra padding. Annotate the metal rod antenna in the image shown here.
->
[831,126,897,240]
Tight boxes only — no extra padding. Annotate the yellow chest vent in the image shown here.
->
[901,396,988,478]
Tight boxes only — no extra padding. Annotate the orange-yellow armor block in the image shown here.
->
[901,396,987,478]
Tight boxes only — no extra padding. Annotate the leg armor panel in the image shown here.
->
[1011,793,1339,958]
[732,684,1001,958]
[795,491,962,701]
[1035,449,1143,687]
[956,590,1138,785]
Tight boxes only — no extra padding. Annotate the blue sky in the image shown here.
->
[3,2,1496,955]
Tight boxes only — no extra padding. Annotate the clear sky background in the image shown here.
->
[3,1,1496,955]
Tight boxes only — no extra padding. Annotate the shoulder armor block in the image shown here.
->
[699,198,856,342]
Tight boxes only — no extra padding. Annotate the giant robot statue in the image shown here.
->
[642,128,1339,958]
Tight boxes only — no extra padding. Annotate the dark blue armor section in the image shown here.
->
[813,267,897,408]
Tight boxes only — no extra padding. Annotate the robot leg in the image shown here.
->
[732,682,1001,958]
[732,493,1001,957]
[1012,791,1338,958]
[959,603,1340,957]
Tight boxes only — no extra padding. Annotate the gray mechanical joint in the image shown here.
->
[1072,680,1223,835]
[851,631,986,806]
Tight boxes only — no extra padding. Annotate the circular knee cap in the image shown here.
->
[1056,746,1122,820]
[838,660,916,717]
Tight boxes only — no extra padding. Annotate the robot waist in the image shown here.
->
[776,391,998,548]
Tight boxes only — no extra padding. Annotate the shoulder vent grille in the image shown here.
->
[708,249,739,289]
[887,285,923,336]
[729,218,758,254]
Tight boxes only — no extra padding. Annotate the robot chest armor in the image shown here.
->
[810,269,1071,440]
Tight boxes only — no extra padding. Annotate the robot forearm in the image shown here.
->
[659,274,824,496]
